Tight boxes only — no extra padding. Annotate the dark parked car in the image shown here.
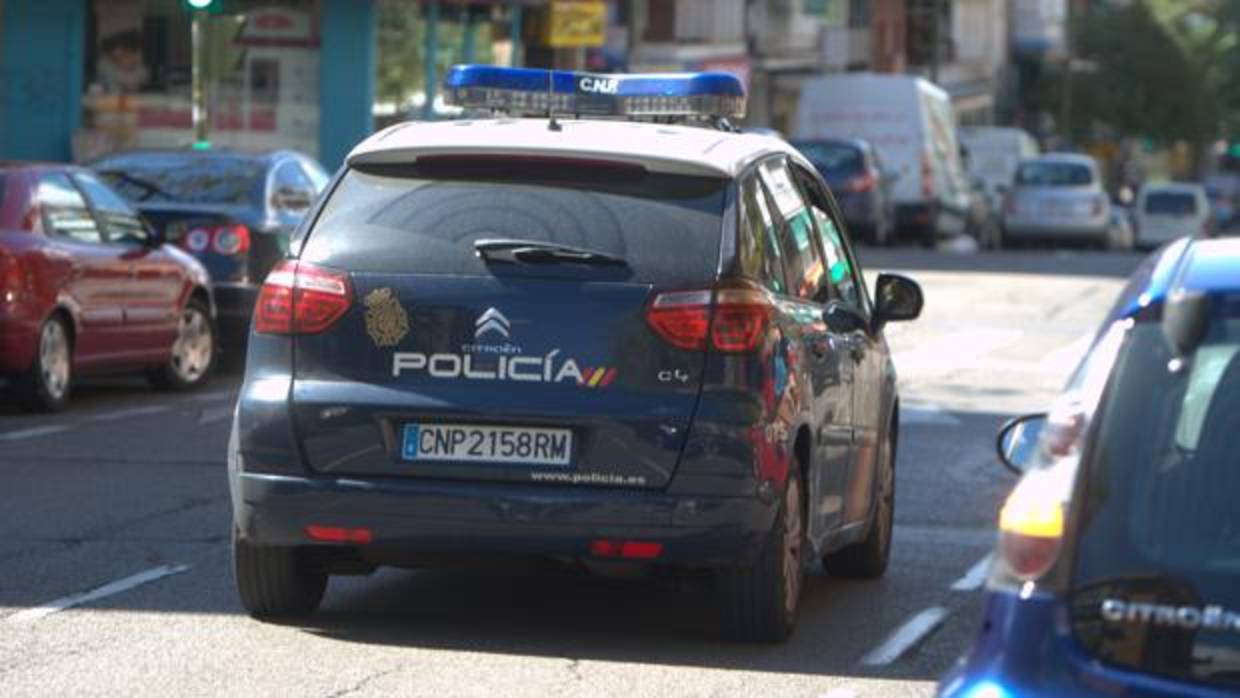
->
[940,237,1240,697]
[91,149,329,353]
[0,162,215,411]
[791,138,895,245]
[229,65,925,642]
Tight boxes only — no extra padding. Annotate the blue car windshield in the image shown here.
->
[1070,295,1240,690]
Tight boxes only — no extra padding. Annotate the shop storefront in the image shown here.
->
[0,0,376,168]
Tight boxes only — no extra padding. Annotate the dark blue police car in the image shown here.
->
[228,66,923,642]
[940,237,1240,695]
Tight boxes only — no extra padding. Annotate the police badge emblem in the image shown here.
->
[363,287,409,347]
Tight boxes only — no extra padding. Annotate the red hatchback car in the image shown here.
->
[0,163,216,411]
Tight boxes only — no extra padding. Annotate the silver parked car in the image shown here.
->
[1001,153,1112,248]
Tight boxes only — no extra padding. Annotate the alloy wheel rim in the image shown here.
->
[171,308,212,383]
[783,477,803,616]
[40,321,70,399]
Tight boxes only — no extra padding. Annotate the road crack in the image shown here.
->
[323,667,402,698]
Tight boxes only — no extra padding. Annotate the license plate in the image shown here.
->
[402,423,573,466]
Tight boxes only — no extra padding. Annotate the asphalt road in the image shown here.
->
[0,248,1145,697]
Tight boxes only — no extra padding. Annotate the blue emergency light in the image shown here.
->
[443,65,747,121]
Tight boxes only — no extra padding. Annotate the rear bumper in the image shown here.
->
[232,471,776,568]
[939,590,1235,698]
[1003,215,1109,242]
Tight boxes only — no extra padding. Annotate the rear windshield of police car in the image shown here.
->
[1070,296,1240,689]
[299,159,727,284]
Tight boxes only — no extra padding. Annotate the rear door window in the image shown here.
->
[72,172,149,244]
[1070,298,1240,689]
[737,173,789,295]
[300,160,727,286]
[37,174,103,244]
[759,159,825,301]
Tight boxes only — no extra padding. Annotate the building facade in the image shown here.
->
[0,0,376,169]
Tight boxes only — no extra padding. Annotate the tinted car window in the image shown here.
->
[1145,192,1199,216]
[759,160,825,300]
[1070,299,1240,689]
[94,153,264,206]
[1015,162,1094,187]
[73,172,148,244]
[37,174,102,243]
[738,174,789,295]
[791,141,864,177]
[301,161,726,285]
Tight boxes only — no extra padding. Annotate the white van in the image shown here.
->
[793,73,972,244]
[959,126,1040,210]
[1134,183,1212,250]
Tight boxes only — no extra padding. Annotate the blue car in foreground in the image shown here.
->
[940,236,1240,696]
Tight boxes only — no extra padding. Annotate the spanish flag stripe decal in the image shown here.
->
[599,368,617,387]
[588,368,606,387]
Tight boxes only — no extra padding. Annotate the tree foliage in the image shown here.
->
[1066,0,1240,151]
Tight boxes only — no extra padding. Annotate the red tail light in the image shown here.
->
[306,525,373,545]
[590,539,663,560]
[254,260,353,335]
[212,224,251,255]
[646,286,773,353]
[846,172,877,193]
[0,251,21,304]
[921,154,936,199]
[182,224,251,255]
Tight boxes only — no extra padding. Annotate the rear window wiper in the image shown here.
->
[474,238,628,267]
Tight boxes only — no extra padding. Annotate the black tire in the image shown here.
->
[823,429,895,579]
[15,314,72,413]
[717,465,804,643]
[148,298,216,391]
[233,529,328,619]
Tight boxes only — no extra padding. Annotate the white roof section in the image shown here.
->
[348,118,795,179]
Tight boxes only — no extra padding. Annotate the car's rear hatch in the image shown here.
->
[1140,192,1202,241]
[286,158,728,489]
[1067,303,1240,690]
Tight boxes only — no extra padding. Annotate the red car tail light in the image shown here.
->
[590,540,663,560]
[646,290,712,351]
[183,227,212,252]
[305,525,373,545]
[646,286,773,353]
[254,260,352,335]
[212,224,251,255]
[846,172,877,193]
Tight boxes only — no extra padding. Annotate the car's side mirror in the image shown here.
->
[272,187,313,211]
[823,300,868,334]
[996,413,1048,475]
[873,273,923,327]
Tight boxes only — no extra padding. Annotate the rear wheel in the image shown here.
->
[15,315,72,413]
[823,429,894,579]
[717,466,804,642]
[233,529,328,619]
[149,298,215,390]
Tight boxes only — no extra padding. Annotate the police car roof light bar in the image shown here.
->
[443,65,747,123]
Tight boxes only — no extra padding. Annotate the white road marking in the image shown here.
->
[197,405,234,425]
[860,606,950,666]
[6,564,190,624]
[819,688,858,698]
[0,425,70,441]
[192,389,235,403]
[950,553,994,592]
[901,403,962,426]
[88,405,169,422]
